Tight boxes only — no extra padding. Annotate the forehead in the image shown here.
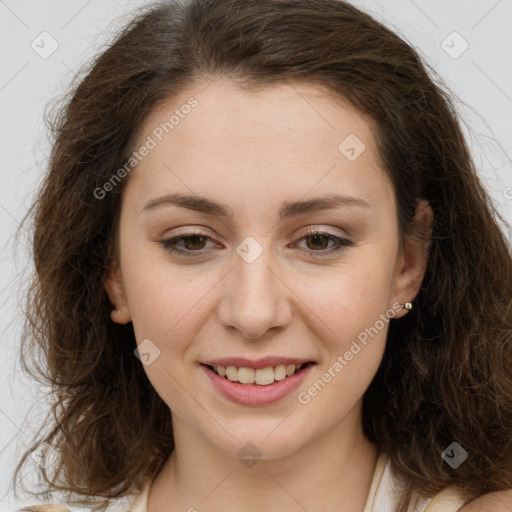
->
[124,78,393,213]
[137,78,374,154]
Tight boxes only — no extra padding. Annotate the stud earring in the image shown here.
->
[400,302,413,310]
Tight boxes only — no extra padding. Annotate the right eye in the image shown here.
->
[160,231,217,258]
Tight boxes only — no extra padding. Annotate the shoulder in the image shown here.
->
[17,480,150,512]
[367,453,512,511]
[120,478,152,512]
[456,488,512,511]
[17,507,69,512]
[365,451,466,512]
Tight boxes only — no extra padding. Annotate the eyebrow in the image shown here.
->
[141,193,370,219]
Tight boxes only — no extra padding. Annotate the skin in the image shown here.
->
[105,78,435,511]
[458,492,512,511]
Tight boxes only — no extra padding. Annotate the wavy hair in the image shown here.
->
[14,0,512,511]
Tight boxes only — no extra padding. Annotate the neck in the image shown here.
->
[147,404,379,512]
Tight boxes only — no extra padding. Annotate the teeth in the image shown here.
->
[255,367,274,385]
[212,363,307,385]
[238,367,255,384]
[226,366,238,381]
[274,364,287,381]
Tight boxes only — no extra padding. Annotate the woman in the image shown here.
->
[14,0,512,511]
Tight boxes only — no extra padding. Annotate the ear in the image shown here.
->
[391,199,433,318]
[103,261,132,324]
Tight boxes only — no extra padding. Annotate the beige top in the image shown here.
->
[109,450,466,512]
[27,451,465,511]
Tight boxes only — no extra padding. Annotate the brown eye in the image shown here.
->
[304,233,331,251]
[160,231,215,257]
[181,235,208,251]
[294,228,354,257]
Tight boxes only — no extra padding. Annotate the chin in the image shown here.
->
[206,419,312,463]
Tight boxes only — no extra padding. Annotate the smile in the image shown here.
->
[200,360,316,406]
[208,363,310,385]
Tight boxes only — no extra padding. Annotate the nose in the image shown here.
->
[217,240,293,339]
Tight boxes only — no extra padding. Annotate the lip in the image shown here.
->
[200,362,315,406]
[202,357,314,370]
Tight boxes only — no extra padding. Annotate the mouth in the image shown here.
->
[201,362,315,386]
[200,360,316,406]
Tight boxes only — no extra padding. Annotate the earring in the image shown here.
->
[400,302,413,310]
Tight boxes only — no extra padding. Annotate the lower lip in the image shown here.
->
[200,363,315,406]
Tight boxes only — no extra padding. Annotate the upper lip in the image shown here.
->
[201,357,314,369]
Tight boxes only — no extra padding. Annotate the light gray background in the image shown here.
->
[0,0,511,510]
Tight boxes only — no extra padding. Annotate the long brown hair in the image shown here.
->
[14,0,512,511]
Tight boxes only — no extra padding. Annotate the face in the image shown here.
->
[105,78,431,461]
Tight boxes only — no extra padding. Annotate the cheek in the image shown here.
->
[294,252,398,343]
[122,263,216,405]
[293,265,394,414]
[120,243,232,383]
[125,263,215,345]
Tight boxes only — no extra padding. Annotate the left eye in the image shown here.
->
[160,229,353,258]
[294,229,349,252]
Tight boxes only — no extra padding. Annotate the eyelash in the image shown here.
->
[159,228,354,258]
